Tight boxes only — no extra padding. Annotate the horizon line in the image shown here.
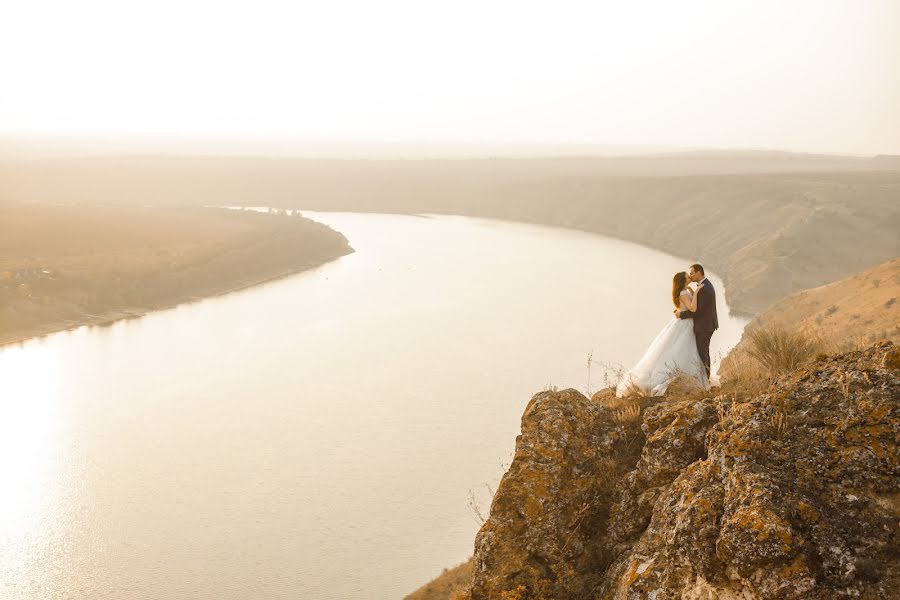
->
[0,134,888,159]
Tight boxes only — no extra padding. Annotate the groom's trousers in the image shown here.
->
[695,331,713,379]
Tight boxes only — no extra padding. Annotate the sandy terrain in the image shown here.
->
[2,152,897,316]
[0,203,353,347]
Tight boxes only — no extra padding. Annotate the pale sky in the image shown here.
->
[1,0,899,154]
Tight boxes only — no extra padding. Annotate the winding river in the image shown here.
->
[0,211,747,599]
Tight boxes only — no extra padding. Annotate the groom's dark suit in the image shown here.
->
[678,277,719,378]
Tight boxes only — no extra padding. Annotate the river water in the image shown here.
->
[0,211,747,599]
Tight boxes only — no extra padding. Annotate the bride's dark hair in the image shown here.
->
[672,272,687,308]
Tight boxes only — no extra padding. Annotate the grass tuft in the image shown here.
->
[745,324,824,376]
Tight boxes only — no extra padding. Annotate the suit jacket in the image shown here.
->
[679,278,719,333]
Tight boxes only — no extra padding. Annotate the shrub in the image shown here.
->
[745,324,823,376]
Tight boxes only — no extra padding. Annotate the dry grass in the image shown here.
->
[586,354,625,398]
[719,324,830,403]
[466,486,491,526]
[714,394,744,424]
[744,324,826,376]
[592,389,637,411]
[728,258,900,359]
[770,393,790,437]
[497,576,554,600]
[718,350,771,400]
[836,370,852,400]
[613,402,641,425]
[404,558,475,600]
[664,369,709,396]
[719,260,900,401]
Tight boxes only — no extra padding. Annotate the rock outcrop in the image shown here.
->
[470,342,899,599]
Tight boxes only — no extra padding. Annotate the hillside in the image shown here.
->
[465,342,898,598]
[724,258,900,361]
[0,204,353,347]
[1,154,899,315]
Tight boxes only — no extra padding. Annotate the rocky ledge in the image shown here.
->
[470,342,899,599]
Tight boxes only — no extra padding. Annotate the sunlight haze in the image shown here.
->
[2,3,899,598]
[2,0,899,154]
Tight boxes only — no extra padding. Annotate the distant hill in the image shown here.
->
[2,153,899,316]
[0,136,895,163]
[873,155,900,168]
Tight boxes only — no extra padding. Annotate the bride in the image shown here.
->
[615,272,710,397]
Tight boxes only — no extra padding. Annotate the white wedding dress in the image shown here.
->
[615,289,710,397]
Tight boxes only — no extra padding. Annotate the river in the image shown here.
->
[0,211,747,599]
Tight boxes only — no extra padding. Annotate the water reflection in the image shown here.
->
[0,342,69,593]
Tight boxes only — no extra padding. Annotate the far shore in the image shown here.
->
[0,203,353,349]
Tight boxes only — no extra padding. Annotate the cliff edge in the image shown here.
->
[468,342,899,599]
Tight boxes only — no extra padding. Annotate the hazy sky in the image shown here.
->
[2,0,899,154]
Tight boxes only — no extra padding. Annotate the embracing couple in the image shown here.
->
[615,263,719,397]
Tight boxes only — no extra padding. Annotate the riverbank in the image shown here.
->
[0,203,353,348]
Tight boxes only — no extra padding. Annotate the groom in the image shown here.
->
[674,263,719,379]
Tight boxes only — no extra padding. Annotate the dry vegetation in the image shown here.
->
[0,203,352,347]
[403,558,474,600]
[720,258,900,382]
[735,258,900,347]
[743,325,825,375]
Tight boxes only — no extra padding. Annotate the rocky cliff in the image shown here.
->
[467,342,899,599]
